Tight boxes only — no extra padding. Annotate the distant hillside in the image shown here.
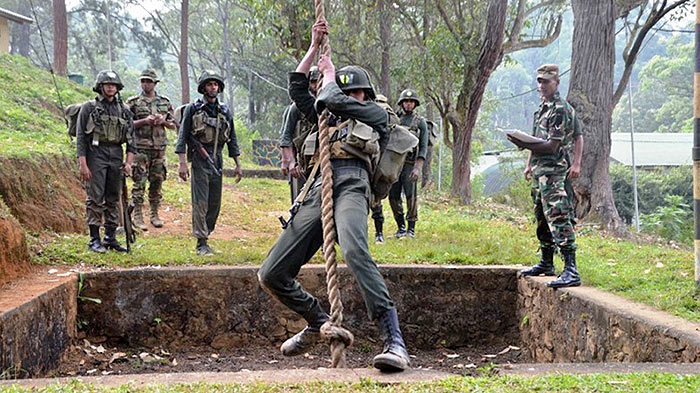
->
[0,54,94,157]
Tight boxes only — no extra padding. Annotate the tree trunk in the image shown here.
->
[378,0,392,98]
[248,71,256,123]
[450,0,507,204]
[568,0,627,234]
[180,0,190,104]
[52,0,67,76]
[10,2,31,57]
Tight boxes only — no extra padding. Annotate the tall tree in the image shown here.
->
[430,0,563,203]
[569,0,691,233]
[180,0,190,104]
[52,0,67,75]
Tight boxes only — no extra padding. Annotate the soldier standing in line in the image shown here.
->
[126,69,176,231]
[174,71,242,256]
[508,64,583,288]
[389,89,429,239]
[76,70,136,253]
[257,21,411,372]
[370,93,400,244]
[279,66,322,202]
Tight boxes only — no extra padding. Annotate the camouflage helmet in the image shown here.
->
[92,70,124,93]
[335,65,376,101]
[309,66,321,82]
[139,68,160,83]
[197,70,225,94]
[397,89,420,107]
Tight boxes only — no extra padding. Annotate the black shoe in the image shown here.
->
[280,308,329,356]
[87,238,107,253]
[407,222,415,239]
[103,226,128,252]
[548,252,581,288]
[375,232,385,244]
[373,308,410,372]
[520,247,555,276]
[395,227,407,239]
[196,238,214,256]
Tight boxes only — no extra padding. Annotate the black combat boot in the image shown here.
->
[87,225,106,253]
[281,306,330,356]
[373,308,410,372]
[407,221,416,239]
[375,220,385,244]
[548,251,581,288]
[520,247,555,276]
[394,216,407,238]
[103,226,128,252]
[196,238,213,256]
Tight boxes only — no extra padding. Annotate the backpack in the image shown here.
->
[427,120,438,147]
[65,102,86,138]
[371,122,418,201]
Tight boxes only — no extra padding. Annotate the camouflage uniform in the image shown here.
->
[370,94,400,243]
[530,91,579,254]
[389,90,429,238]
[127,70,174,229]
[279,102,317,202]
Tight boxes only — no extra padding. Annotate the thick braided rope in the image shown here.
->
[314,0,353,368]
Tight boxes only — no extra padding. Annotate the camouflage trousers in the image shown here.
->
[258,160,395,321]
[85,144,123,228]
[389,163,418,223]
[132,149,166,206]
[532,172,577,253]
[371,199,384,226]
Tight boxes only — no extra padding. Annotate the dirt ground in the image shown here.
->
[56,337,523,378]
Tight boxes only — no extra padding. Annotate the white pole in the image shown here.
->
[106,0,113,69]
[438,117,443,192]
[625,27,640,232]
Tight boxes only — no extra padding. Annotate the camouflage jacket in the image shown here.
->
[398,112,429,162]
[127,93,174,150]
[530,92,581,177]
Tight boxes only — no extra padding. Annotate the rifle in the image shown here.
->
[120,173,136,253]
[189,134,222,177]
[279,161,319,229]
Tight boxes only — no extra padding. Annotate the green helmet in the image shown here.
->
[92,70,124,93]
[197,70,225,94]
[336,65,376,101]
[139,68,159,83]
[309,66,321,81]
[397,89,420,107]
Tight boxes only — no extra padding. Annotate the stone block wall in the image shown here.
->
[78,266,521,350]
[518,276,700,362]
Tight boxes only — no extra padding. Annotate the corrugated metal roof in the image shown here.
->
[0,8,33,24]
[610,133,692,167]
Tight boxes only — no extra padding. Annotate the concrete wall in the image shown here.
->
[0,275,77,377]
[518,276,700,362]
[77,266,521,350]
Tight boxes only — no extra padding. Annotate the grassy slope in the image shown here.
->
[2,373,700,392]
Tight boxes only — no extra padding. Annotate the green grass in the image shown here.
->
[32,177,700,323]
[2,373,700,392]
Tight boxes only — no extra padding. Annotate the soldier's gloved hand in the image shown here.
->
[233,165,243,183]
[121,163,133,177]
[79,162,92,182]
[523,166,532,181]
[179,162,189,181]
[409,165,421,182]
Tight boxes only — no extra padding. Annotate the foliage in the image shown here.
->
[613,36,693,134]
[0,54,93,157]
[641,195,693,243]
[609,164,692,228]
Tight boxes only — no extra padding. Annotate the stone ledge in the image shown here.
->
[0,273,77,377]
[518,276,700,362]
